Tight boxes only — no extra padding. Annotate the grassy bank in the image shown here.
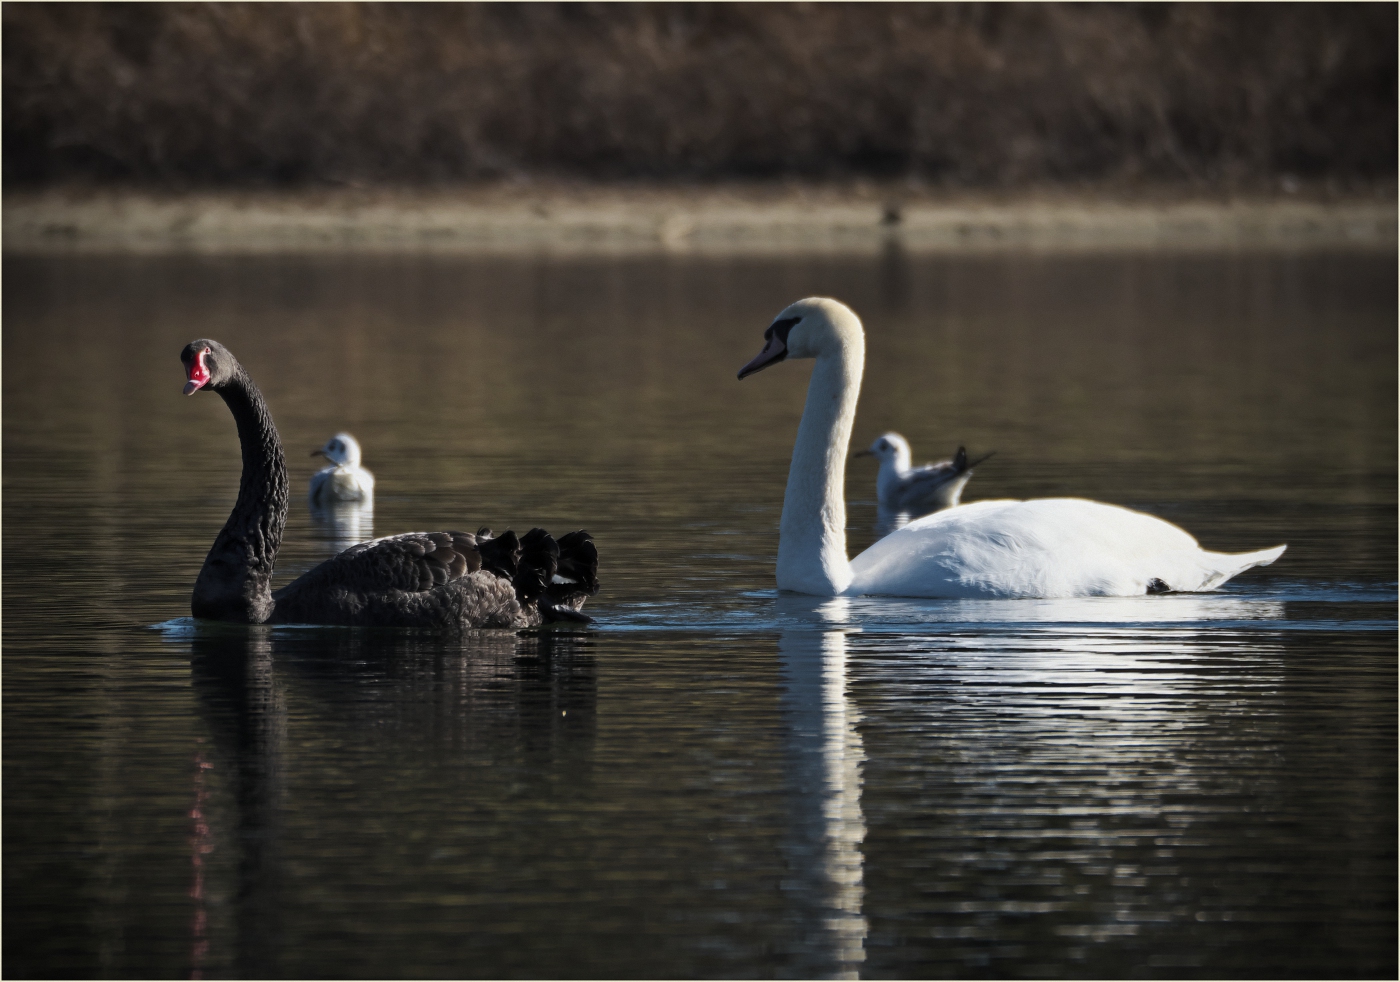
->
[5,184,1394,255]
[5,3,1394,189]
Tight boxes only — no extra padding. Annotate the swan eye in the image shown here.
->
[770,316,801,344]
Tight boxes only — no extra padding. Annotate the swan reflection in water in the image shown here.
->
[771,587,1287,972]
[742,587,1288,977]
[187,625,284,980]
[307,497,374,559]
[775,596,868,979]
[180,623,593,977]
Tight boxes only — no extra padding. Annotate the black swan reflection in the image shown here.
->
[186,625,596,976]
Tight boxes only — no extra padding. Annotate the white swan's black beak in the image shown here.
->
[738,316,801,379]
[738,338,785,379]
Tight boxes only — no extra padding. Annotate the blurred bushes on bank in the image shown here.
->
[4,2,1395,189]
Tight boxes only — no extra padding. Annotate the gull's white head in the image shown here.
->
[313,432,362,468]
[737,297,864,378]
[857,432,912,468]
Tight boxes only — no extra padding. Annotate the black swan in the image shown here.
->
[180,339,598,629]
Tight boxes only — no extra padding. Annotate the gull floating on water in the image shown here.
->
[309,432,375,504]
[855,432,991,516]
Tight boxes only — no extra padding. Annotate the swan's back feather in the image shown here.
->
[474,528,522,581]
[270,530,524,628]
[330,531,480,591]
[270,527,600,628]
[555,531,600,595]
[547,530,601,615]
[848,498,1285,598]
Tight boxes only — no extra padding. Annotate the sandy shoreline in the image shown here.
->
[4,187,1395,255]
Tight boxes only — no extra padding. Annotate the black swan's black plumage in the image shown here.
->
[181,339,598,629]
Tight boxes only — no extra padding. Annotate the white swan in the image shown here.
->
[737,297,1286,599]
[309,432,375,504]
[855,432,989,514]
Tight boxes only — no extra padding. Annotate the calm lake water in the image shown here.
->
[4,248,1395,979]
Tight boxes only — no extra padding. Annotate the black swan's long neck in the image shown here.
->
[192,370,288,623]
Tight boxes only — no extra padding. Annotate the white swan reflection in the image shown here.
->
[770,588,1287,974]
[777,596,867,978]
[835,589,1284,629]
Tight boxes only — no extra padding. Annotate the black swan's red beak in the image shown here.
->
[184,348,211,395]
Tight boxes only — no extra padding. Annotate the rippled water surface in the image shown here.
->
[4,250,1395,978]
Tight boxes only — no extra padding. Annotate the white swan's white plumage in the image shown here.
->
[738,297,1286,599]
[859,431,980,514]
[848,498,1286,598]
[309,432,375,504]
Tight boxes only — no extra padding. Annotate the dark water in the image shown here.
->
[4,249,1395,979]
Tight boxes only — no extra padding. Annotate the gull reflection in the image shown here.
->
[873,504,913,540]
[777,596,867,978]
[307,498,374,558]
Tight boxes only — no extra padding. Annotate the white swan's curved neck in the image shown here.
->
[778,338,863,595]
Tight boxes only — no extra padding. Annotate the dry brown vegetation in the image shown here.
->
[4,2,1395,189]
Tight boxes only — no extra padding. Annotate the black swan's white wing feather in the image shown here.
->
[541,530,600,621]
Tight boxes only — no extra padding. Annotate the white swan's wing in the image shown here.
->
[1165,542,1286,592]
[848,498,1285,598]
